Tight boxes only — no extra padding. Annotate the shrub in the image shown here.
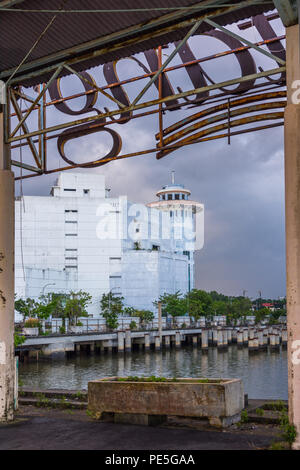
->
[129,321,137,330]
[24,318,40,328]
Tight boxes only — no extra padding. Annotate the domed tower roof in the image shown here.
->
[147,171,203,214]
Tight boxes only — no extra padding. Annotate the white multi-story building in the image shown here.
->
[15,172,203,317]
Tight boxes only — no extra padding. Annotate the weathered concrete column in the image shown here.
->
[222,330,228,350]
[75,343,80,355]
[117,331,125,353]
[217,328,223,349]
[212,328,218,347]
[243,328,248,346]
[237,330,243,348]
[231,328,237,343]
[89,343,95,354]
[155,336,161,351]
[192,335,198,347]
[270,334,276,351]
[201,329,208,351]
[258,330,264,349]
[175,331,181,349]
[144,334,150,351]
[285,23,300,448]
[227,328,232,344]
[282,328,288,348]
[249,328,255,341]
[164,335,170,349]
[125,330,131,353]
[0,108,14,422]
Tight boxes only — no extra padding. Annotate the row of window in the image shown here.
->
[160,193,188,201]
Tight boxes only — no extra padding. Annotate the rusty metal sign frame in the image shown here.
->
[4,11,287,180]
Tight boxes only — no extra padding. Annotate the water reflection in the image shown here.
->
[19,345,288,399]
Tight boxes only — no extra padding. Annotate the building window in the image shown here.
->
[64,188,76,192]
[65,221,77,224]
[65,210,78,213]
[168,194,172,200]
[65,248,77,252]
[152,245,160,251]
[65,234,78,237]
[175,194,180,200]
[83,189,90,195]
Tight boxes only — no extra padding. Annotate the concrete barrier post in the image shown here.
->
[125,330,131,353]
[175,331,181,349]
[144,334,150,351]
[118,331,125,353]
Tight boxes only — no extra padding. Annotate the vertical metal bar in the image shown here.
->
[158,46,164,151]
[228,98,231,145]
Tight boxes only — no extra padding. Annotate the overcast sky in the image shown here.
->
[13,13,286,300]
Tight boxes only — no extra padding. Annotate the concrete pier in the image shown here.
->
[201,329,208,351]
[117,331,124,353]
[243,328,248,346]
[164,335,170,349]
[192,336,198,347]
[227,328,232,344]
[144,334,150,351]
[217,328,223,349]
[282,328,287,348]
[125,330,131,353]
[175,331,181,349]
[222,330,228,350]
[212,328,218,347]
[237,330,243,348]
[155,336,161,351]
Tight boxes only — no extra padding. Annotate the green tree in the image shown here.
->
[186,289,213,321]
[15,297,40,322]
[64,290,92,326]
[100,291,124,330]
[154,291,187,326]
[134,309,154,328]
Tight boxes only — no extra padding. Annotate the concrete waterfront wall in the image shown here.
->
[17,325,287,360]
[88,377,244,428]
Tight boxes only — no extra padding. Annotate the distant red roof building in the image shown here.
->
[262,303,274,308]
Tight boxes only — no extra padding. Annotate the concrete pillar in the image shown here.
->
[208,328,213,346]
[201,329,208,350]
[217,328,223,349]
[117,331,125,353]
[107,339,113,354]
[192,336,198,347]
[232,328,237,343]
[227,328,232,344]
[270,334,276,351]
[258,330,264,349]
[243,328,248,346]
[0,114,14,422]
[282,328,288,348]
[125,330,131,353]
[175,331,181,349]
[75,343,80,355]
[164,335,170,349]
[249,328,255,340]
[237,330,243,348]
[155,336,161,351]
[212,328,218,347]
[90,343,95,354]
[222,330,228,350]
[284,25,300,445]
[144,334,150,351]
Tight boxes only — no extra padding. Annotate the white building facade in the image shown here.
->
[15,172,203,317]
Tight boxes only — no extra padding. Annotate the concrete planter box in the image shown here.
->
[22,327,39,336]
[88,377,244,427]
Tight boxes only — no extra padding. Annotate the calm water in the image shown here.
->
[19,346,288,399]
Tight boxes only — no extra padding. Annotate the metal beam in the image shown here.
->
[7,65,285,143]
[204,18,286,65]
[273,0,298,27]
[0,0,270,85]
[132,20,203,106]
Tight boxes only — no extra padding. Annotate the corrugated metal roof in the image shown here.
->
[0,0,274,86]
